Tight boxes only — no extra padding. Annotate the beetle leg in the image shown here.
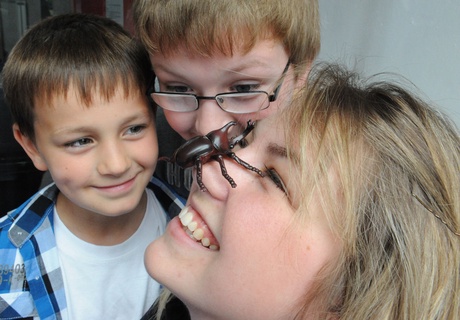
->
[214,155,237,188]
[195,158,208,192]
[226,152,265,177]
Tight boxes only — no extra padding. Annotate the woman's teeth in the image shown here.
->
[179,207,219,250]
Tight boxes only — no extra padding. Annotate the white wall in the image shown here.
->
[318,0,460,126]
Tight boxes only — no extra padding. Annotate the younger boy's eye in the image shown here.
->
[126,125,146,135]
[264,166,288,195]
[65,138,93,148]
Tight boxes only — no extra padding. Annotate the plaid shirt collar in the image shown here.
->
[8,183,58,248]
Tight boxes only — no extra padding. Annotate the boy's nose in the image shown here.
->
[97,142,131,176]
[194,99,240,136]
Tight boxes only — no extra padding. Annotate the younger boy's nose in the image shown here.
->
[97,142,131,176]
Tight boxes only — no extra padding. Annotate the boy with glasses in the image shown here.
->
[132,0,320,204]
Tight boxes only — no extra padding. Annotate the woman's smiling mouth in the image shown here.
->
[179,206,220,250]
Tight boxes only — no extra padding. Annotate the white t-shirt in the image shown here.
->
[54,189,167,320]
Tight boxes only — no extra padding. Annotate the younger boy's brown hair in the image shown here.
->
[2,13,152,141]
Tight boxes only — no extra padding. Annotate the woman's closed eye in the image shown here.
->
[264,166,288,195]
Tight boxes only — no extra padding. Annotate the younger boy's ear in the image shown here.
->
[12,124,48,171]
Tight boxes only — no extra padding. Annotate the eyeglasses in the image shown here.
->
[149,61,290,114]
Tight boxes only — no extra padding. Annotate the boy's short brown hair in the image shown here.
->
[132,0,319,74]
[2,13,152,141]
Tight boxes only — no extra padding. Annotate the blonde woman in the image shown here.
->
[144,64,460,319]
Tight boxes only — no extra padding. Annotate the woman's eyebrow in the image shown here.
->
[267,142,299,163]
[267,142,288,158]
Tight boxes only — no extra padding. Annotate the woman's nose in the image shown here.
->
[193,158,231,201]
[197,145,262,201]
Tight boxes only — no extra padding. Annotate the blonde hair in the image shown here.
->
[285,63,460,319]
[132,0,320,78]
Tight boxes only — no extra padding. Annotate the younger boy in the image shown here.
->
[0,13,178,319]
[132,0,321,201]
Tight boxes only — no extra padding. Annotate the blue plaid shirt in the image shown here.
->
[0,176,184,319]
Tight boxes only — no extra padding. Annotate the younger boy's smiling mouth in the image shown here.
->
[94,176,137,194]
[179,206,220,250]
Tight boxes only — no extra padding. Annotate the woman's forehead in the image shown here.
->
[252,116,285,151]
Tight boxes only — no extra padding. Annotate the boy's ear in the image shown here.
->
[295,61,312,89]
[12,124,48,171]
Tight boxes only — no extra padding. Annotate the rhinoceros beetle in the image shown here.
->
[161,120,264,191]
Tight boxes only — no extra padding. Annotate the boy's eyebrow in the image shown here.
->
[53,112,151,135]
[229,60,269,71]
[224,61,279,77]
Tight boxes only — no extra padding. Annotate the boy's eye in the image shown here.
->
[232,84,260,93]
[264,166,288,195]
[126,125,146,135]
[154,77,190,93]
[165,85,190,93]
[64,137,93,148]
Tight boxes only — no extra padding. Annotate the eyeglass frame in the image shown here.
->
[148,60,291,114]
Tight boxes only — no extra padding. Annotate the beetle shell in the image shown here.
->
[172,137,215,168]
